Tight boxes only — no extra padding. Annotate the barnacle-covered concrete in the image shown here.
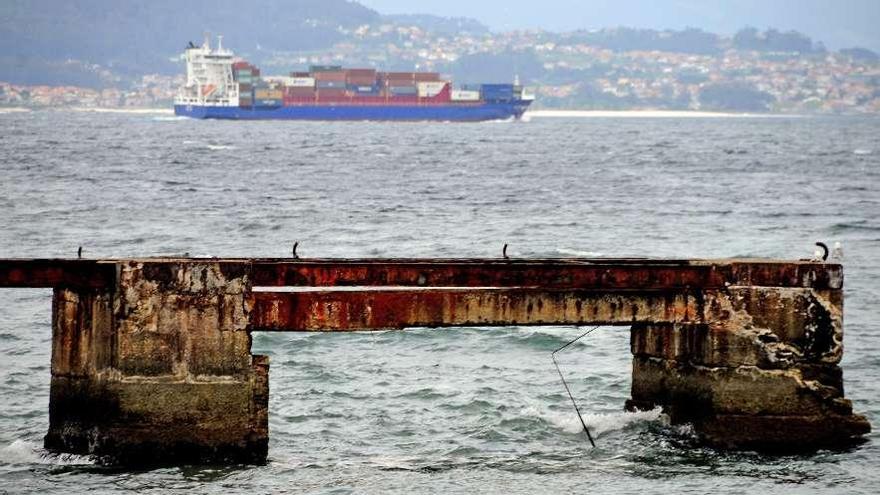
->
[628,286,869,450]
[44,261,268,464]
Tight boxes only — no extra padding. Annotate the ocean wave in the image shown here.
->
[0,439,93,466]
[180,140,237,151]
[831,221,880,233]
[521,404,665,437]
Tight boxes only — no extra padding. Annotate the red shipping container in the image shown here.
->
[316,88,347,97]
[233,61,252,70]
[347,78,377,86]
[348,68,376,76]
[285,87,316,97]
[382,72,416,79]
[314,71,347,81]
[414,72,441,82]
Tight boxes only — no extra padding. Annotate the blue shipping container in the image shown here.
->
[349,84,379,93]
[481,84,515,101]
[317,80,346,89]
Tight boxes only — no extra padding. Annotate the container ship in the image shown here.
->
[173,36,534,121]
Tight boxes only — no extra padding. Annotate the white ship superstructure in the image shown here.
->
[174,35,238,107]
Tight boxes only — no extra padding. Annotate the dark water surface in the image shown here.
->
[0,110,878,493]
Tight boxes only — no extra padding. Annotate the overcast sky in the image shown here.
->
[359,0,880,51]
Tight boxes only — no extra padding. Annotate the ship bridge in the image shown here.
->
[175,35,238,107]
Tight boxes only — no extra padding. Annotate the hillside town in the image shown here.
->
[2,24,879,113]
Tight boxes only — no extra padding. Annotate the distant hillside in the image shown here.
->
[384,14,489,35]
[0,0,380,85]
[562,27,723,55]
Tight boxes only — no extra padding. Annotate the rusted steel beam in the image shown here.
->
[249,288,704,331]
[0,258,842,291]
[0,259,115,289]
[250,259,841,290]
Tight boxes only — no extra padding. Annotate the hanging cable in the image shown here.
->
[552,326,599,447]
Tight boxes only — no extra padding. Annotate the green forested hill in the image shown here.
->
[0,0,379,84]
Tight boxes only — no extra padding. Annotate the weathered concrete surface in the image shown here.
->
[628,285,870,451]
[44,261,268,464]
[0,257,868,461]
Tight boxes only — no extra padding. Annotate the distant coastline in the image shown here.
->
[3,106,869,119]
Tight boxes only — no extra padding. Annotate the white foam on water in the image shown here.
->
[515,326,593,343]
[367,454,420,471]
[521,404,665,436]
[853,149,873,155]
[0,107,31,114]
[0,439,94,466]
[152,116,188,122]
[556,248,605,257]
[180,140,236,151]
[69,107,173,115]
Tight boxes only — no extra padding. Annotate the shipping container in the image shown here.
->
[262,76,298,86]
[417,81,447,97]
[310,65,343,72]
[255,89,283,99]
[316,80,346,89]
[255,99,283,107]
[290,71,311,78]
[451,89,480,101]
[346,69,377,85]
[351,85,379,93]
[480,83,515,101]
[316,88,347,97]
[414,72,441,82]
[286,86,316,95]
[288,77,315,87]
[314,71,347,82]
[382,72,417,80]
[347,76,377,86]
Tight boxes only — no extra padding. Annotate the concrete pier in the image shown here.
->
[0,257,870,463]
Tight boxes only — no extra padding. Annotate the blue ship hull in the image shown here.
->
[174,101,530,121]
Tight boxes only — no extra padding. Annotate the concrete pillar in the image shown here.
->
[628,286,870,451]
[45,261,268,464]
